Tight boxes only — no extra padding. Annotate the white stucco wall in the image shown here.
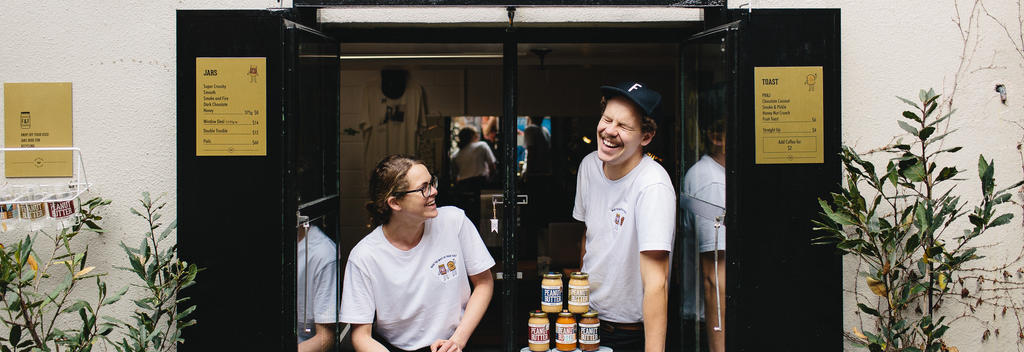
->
[2,1,1021,351]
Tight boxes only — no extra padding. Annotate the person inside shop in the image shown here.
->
[296,219,338,352]
[341,154,495,352]
[684,115,726,352]
[451,127,497,226]
[572,82,676,351]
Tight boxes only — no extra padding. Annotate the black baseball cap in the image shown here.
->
[600,81,662,117]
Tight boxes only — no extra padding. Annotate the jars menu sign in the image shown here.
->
[754,66,824,164]
[195,57,267,156]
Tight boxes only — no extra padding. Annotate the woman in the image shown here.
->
[340,155,495,352]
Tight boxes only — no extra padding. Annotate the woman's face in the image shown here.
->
[390,164,439,221]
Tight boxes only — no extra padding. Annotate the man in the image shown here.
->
[573,81,676,351]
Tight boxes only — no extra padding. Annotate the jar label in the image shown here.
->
[541,285,562,306]
[47,200,75,219]
[19,203,45,220]
[579,323,600,344]
[568,284,589,305]
[555,322,576,344]
[528,322,549,344]
[0,204,16,220]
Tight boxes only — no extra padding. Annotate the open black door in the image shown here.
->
[177,10,341,352]
[683,9,842,351]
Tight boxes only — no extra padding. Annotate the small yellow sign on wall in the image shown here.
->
[195,57,267,156]
[754,66,824,164]
[3,82,73,177]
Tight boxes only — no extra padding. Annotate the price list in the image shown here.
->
[754,66,824,164]
[195,57,267,156]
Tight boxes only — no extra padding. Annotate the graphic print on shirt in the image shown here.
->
[609,207,628,235]
[430,254,459,283]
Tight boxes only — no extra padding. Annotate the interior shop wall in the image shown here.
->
[338,67,675,249]
[728,1,1024,350]
[0,0,283,343]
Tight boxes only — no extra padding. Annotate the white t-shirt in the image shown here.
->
[296,226,339,343]
[572,152,676,323]
[339,206,495,350]
[360,79,427,174]
[451,140,496,182]
[684,155,726,253]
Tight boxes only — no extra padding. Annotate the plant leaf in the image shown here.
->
[898,120,919,136]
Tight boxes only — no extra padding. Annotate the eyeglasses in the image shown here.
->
[393,175,438,199]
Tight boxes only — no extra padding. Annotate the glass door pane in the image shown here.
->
[680,21,739,352]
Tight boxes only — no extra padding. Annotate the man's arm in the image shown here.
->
[350,323,389,352]
[639,250,670,352]
[297,323,336,352]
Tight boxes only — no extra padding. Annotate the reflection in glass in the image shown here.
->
[297,221,339,352]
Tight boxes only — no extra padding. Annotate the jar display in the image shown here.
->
[555,310,577,351]
[578,311,600,351]
[527,311,550,351]
[568,272,590,314]
[541,272,563,313]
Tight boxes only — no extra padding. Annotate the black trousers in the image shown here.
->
[600,320,646,352]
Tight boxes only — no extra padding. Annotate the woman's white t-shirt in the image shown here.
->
[339,206,495,350]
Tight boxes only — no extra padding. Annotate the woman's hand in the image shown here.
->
[430,339,463,352]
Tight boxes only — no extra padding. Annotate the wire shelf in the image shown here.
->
[0,147,90,204]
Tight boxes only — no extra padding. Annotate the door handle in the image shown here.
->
[491,194,528,205]
[495,271,523,280]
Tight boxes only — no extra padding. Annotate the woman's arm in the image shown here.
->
[438,269,493,351]
[351,323,389,352]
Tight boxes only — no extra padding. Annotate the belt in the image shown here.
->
[600,320,644,333]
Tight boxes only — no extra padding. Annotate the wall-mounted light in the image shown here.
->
[582,136,592,144]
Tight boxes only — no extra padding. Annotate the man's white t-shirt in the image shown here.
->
[296,226,338,343]
[684,154,726,253]
[572,152,676,323]
[340,206,495,350]
[451,140,496,182]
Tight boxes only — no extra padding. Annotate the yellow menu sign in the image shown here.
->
[3,82,73,177]
[195,57,267,156]
[754,66,824,164]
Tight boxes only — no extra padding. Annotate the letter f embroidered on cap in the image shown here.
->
[628,83,643,92]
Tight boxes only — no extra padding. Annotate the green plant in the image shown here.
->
[0,197,126,352]
[106,192,199,352]
[814,89,1023,352]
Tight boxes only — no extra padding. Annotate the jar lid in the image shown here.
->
[530,311,548,318]
[581,311,599,318]
[570,272,589,279]
[558,311,573,317]
[543,272,563,279]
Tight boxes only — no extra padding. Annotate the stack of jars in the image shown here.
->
[529,272,600,351]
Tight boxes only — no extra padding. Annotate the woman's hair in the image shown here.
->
[366,154,425,227]
[457,127,478,149]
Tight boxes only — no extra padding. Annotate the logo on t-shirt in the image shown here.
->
[610,208,628,234]
[431,254,459,283]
